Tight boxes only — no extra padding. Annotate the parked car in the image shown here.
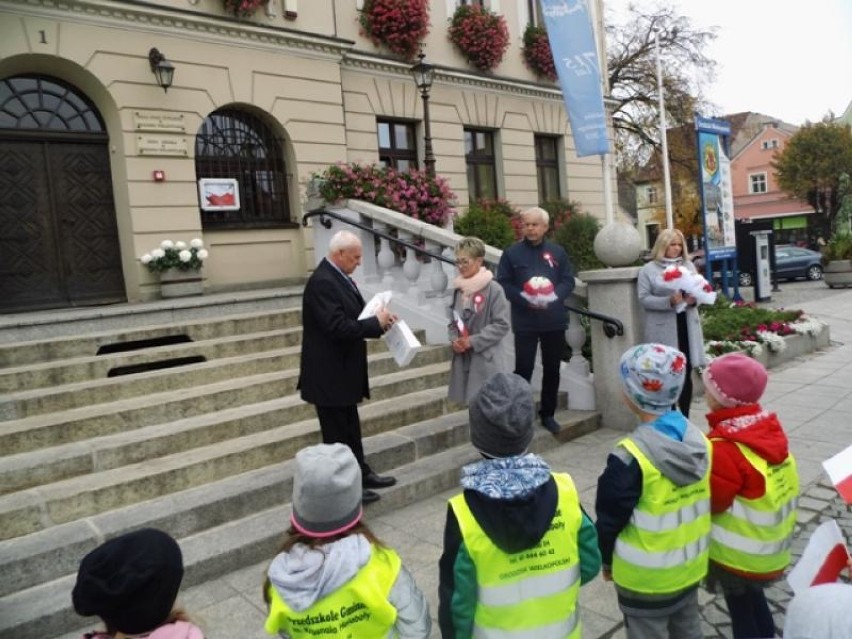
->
[773,245,823,282]
[691,246,823,287]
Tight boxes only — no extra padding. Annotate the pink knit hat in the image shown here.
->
[702,352,768,408]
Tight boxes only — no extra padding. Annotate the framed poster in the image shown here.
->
[198,178,240,211]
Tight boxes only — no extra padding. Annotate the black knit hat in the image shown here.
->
[72,528,184,635]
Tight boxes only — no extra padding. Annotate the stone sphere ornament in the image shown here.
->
[593,221,643,267]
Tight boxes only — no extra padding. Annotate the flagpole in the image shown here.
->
[655,30,674,230]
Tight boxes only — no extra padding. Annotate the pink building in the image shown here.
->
[730,121,815,245]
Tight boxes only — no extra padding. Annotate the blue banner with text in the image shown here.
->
[541,0,610,157]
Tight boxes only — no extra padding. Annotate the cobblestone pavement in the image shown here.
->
[57,284,852,639]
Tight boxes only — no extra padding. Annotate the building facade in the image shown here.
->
[730,120,815,246]
[0,0,612,312]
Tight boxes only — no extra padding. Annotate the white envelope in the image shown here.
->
[383,320,421,367]
[358,290,392,320]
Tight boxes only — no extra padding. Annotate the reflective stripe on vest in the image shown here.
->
[710,443,799,573]
[264,543,400,639]
[612,436,711,594]
[450,473,583,639]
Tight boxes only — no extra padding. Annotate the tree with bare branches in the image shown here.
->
[606,3,717,170]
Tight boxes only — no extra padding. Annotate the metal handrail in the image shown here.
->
[302,206,625,338]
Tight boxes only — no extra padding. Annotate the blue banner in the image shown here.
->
[541,0,610,157]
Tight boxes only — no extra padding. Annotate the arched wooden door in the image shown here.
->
[0,75,125,313]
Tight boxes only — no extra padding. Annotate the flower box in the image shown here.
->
[159,268,204,298]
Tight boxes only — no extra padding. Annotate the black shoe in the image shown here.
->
[363,471,397,489]
[362,489,381,504]
[541,416,560,434]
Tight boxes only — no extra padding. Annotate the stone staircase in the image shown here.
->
[0,288,600,639]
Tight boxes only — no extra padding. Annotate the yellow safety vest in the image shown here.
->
[449,473,583,639]
[612,437,711,594]
[264,543,400,638]
[710,442,798,574]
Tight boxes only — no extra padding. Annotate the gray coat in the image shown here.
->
[447,280,511,405]
[636,259,707,368]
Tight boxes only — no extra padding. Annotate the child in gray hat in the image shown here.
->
[438,372,601,638]
[263,443,430,639]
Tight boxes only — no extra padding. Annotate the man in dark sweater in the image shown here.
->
[496,207,574,433]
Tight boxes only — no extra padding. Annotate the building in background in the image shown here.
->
[0,0,612,313]
[629,112,814,251]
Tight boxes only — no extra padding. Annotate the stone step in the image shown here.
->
[0,368,454,539]
[0,307,303,369]
[0,409,600,639]
[0,286,305,345]
[0,356,452,497]
[0,326,305,394]
[0,344,449,456]
[0,334,434,422]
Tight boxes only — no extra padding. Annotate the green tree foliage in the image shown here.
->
[454,199,516,249]
[606,4,717,169]
[773,120,852,233]
[553,213,605,273]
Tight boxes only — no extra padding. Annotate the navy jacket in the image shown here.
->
[496,239,574,333]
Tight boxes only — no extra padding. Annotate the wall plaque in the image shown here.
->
[136,135,188,157]
[133,110,186,133]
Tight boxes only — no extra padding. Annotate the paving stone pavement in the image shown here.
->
[57,285,852,639]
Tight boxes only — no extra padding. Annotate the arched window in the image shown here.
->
[0,76,105,134]
[195,108,292,228]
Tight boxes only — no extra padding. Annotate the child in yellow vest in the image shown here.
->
[595,343,711,639]
[702,352,798,638]
[263,443,431,639]
[439,372,601,638]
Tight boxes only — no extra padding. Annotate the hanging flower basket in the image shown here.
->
[358,0,430,60]
[223,0,269,18]
[448,5,509,73]
[522,24,557,81]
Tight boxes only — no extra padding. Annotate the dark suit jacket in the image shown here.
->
[298,258,384,407]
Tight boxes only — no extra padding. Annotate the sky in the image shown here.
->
[604,0,852,125]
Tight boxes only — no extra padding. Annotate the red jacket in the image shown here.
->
[706,403,792,580]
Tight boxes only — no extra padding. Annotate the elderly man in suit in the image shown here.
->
[298,230,397,503]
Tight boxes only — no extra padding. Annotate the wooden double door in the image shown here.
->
[0,137,126,313]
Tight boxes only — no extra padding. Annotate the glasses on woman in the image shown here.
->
[455,257,474,267]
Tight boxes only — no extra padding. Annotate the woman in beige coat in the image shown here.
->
[637,228,707,417]
[447,237,511,405]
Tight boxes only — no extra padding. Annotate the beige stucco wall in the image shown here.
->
[1,0,611,304]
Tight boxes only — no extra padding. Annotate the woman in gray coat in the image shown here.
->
[447,237,511,405]
[637,228,708,417]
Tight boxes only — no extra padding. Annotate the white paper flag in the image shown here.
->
[787,519,850,595]
[823,443,852,504]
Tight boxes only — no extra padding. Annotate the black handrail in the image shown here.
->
[302,206,625,339]
[303,207,451,264]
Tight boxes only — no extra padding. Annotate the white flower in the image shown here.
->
[175,241,187,250]
[190,238,204,249]
[757,331,786,353]
[178,250,192,263]
[161,240,174,249]
[140,254,152,264]
[197,249,209,260]
[791,317,826,337]
[151,248,165,259]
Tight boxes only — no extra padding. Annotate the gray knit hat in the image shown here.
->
[469,373,535,457]
[290,443,363,538]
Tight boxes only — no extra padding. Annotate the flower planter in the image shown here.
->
[822,260,852,288]
[160,269,204,298]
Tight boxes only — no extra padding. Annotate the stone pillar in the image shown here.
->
[579,266,644,431]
